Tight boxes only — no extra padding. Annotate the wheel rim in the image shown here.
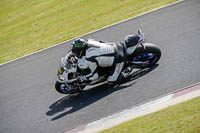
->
[134,53,158,66]
[60,84,77,94]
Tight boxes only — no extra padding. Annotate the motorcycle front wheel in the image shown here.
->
[55,81,85,94]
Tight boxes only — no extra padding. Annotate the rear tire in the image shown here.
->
[129,43,161,68]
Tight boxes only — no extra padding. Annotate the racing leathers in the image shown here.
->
[77,39,126,85]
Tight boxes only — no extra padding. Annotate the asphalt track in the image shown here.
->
[0,0,200,132]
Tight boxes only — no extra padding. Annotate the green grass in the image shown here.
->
[0,0,177,64]
[99,97,200,133]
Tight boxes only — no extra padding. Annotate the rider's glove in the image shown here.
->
[78,76,89,83]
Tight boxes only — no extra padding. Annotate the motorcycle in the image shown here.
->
[55,29,161,94]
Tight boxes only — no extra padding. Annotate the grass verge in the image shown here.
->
[99,96,200,133]
[0,0,177,64]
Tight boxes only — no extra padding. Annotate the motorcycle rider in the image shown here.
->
[70,38,131,88]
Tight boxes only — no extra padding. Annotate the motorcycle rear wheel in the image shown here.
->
[130,43,161,68]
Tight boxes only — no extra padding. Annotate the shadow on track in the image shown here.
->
[46,65,158,121]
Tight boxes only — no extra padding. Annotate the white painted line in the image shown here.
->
[63,81,200,133]
[77,94,173,133]
[74,86,200,133]
[0,0,183,66]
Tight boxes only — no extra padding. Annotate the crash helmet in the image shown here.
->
[71,38,86,58]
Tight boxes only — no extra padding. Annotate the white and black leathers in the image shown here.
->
[78,39,126,84]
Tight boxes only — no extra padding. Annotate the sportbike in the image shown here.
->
[55,30,161,94]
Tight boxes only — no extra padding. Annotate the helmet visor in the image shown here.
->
[72,47,82,58]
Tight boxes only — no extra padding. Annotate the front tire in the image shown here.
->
[55,81,86,94]
[55,81,65,94]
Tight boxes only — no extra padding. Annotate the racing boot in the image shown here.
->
[108,67,132,88]
[121,66,132,79]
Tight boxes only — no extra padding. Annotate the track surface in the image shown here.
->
[0,0,200,132]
